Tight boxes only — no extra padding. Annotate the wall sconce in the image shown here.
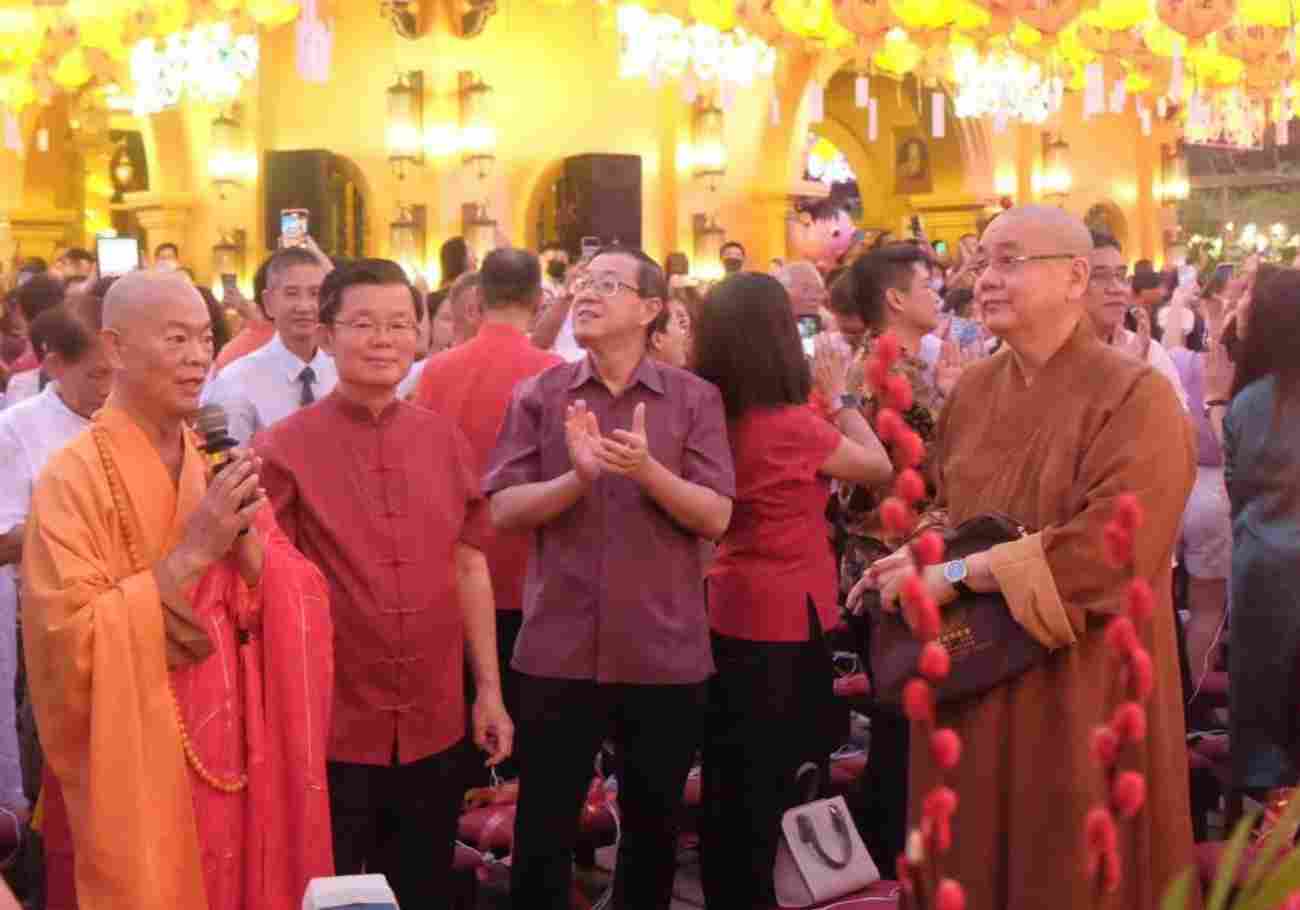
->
[459,71,496,183]
[212,229,246,280]
[210,110,245,200]
[463,202,497,262]
[693,213,726,281]
[387,71,425,180]
[390,204,427,277]
[692,101,727,194]
[1040,134,1072,204]
[1158,142,1189,206]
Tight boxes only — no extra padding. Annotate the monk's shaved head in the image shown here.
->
[985,205,1093,256]
[103,270,205,333]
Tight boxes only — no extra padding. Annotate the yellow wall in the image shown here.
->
[2,5,1180,280]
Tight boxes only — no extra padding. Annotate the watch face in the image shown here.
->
[943,560,966,584]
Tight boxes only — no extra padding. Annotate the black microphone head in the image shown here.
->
[194,403,233,453]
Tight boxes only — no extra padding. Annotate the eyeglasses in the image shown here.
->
[1089,266,1130,287]
[969,253,1079,278]
[572,273,641,298]
[332,319,420,338]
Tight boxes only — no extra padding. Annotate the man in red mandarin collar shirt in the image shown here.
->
[256,259,513,908]
[414,248,561,758]
[484,247,736,910]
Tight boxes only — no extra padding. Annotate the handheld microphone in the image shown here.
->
[194,403,252,536]
[194,404,239,474]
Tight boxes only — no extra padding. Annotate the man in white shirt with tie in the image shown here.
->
[0,301,113,814]
[202,246,337,444]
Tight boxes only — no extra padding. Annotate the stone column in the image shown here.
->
[133,198,195,267]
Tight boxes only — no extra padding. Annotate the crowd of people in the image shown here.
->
[0,202,1295,910]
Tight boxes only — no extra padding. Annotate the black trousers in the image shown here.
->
[327,741,466,907]
[699,608,843,908]
[510,674,706,910]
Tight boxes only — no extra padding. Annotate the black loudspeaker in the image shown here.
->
[557,154,642,259]
[264,150,367,257]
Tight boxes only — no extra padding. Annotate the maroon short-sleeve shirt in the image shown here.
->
[482,355,736,685]
[256,393,489,765]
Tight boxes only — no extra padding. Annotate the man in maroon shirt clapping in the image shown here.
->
[484,247,736,910]
[257,259,513,907]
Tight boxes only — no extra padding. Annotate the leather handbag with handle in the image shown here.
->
[863,513,1050,706]
[773,764,880,907]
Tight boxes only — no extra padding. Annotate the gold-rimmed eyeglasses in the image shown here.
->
[969,253,1080,279]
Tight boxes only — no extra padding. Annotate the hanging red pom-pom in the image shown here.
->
[902,678,935,724]
[908,596,942,641]
[1104,616,1138,657]
[923,785,959,820]
[880,497,914,535]
[867,356,891,393]
[874,332,902,367]
[1128,647,1154,701]
[919,641,951,681]
[901,574,928,608]
[885,375,914,412]
[875,407,903,441]
[1113,493,1145,533]
[912,530,945,566]
[930,728,963,769]
[1084,806,1118,854]
[895,468,926,504]
[1125,577,1155,625]
[1112,771,1147,818]
[1089,725,1119,769]
[894,429,926,468]
[935,878,966,910]
[1278,893,1300,910]
[1102,847,1122,893]
[1112,701,1147,743]
[1103,521,1135,568]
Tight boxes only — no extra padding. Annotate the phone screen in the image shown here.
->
[96,236,140,276]
[934,240,948,256]
[1214,263,1235,282]
[281,209,309,247]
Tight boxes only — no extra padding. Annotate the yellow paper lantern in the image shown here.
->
[1238,0,1299,28]
[52,48,93,89]
[690,0,737,30]
[1085,0,1149,30]
[246,0,301,27]
[1156,0,1236,45]
[872,28,922,74]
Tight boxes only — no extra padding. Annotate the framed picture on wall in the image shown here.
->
[894,128,932,196]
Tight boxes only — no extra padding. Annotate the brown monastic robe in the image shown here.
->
[915,319,1200,909]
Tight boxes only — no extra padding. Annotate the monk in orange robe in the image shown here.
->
[856,207,1199,908]
[22,271,334,910]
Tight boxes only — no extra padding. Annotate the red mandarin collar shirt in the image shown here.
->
[707,405,842,642]
[413,322,562,614]
[255,392,490,765]
[483,355,736,685]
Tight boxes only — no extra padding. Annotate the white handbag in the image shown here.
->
[773,794,880,908]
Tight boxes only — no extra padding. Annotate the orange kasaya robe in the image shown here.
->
[21,406,335,910]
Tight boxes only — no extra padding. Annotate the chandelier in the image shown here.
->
[952,50,1063,126]
[615,4,776,88]
[806,136,855,185]
[130,23,259,116]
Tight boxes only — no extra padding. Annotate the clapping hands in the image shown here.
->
[565,400,653,484]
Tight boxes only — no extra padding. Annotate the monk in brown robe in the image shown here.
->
[22,272,334,910]
[854,207,1198,908]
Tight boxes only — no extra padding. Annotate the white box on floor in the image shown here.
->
[303,874,399,910]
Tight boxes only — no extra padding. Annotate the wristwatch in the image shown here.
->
[942,558,974,598]
[833,392,863,415]
[1203,398,1229,419]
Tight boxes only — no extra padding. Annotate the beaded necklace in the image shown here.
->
[89,422,248,794]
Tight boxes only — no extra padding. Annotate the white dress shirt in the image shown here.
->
[0,369,40,412]
[398,358,428,399]
[201,333,338,445]
[1115,328,1190,412]
[0,383,90,811]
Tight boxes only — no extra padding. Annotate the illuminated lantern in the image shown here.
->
[690,0,738,30]
[1077,21,1144,58]
[1219,22,1289,66]
[1018,0,1086,37]
[772,0,855,45]
[1156,0,1236,44]
[1087,0,1150,30]
[52,48,92,90]
[246,0,302,28]
[1238,0,1299,28]
[832,0,896,42]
